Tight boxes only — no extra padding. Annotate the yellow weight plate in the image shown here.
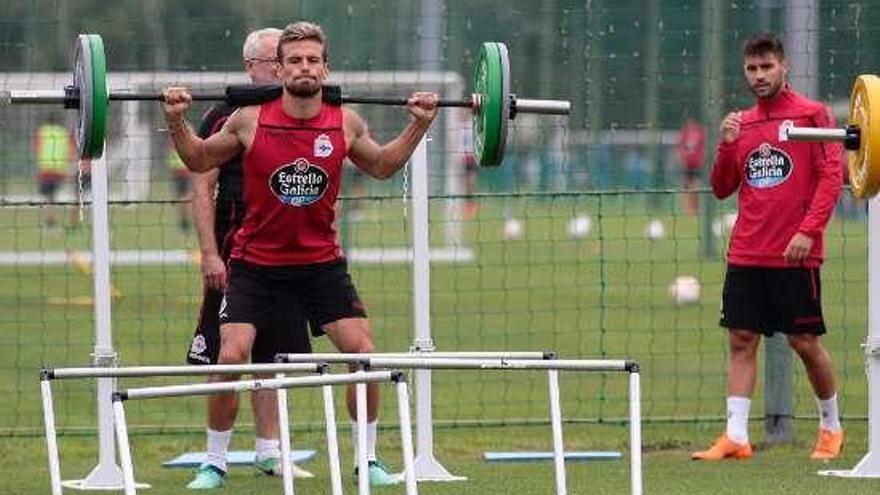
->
[848,74,880,198]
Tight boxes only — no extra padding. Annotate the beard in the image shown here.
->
[749,79,783,99]
[284,77,321,98]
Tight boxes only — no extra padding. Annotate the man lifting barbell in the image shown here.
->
[1,36,570,167]
[163,20,437,487]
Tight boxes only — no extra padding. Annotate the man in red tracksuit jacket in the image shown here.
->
[692,33,844,461]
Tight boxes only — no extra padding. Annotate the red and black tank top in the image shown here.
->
[231,98,346,265]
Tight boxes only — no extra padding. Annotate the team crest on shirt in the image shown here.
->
[745,142,793,189]
[778,119,794,141]
[269,158,330,206]
[314,133,333,158]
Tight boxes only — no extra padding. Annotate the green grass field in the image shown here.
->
[0,191,874,493]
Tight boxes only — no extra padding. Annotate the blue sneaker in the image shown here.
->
[186,464,226,489]
[254,456,315,478]
[354,459,404,486]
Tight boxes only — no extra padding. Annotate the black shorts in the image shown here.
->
[220,258,366,332]
[187,286,313,364]
[173,176,190,197]
[38,177,64,200]
[720,265,826,336]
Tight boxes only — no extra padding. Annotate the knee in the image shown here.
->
[787,334,818,355]
[729,332,759,356]
[218,345,249,365]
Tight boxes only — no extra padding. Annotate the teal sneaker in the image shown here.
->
[254,456,315,478]
[186,464,226,489]
[354,459,405,486]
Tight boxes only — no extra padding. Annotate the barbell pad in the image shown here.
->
[223,84,343,107]
[86,34,107,159]
[848,75,880,198]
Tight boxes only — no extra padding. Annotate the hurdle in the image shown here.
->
[111,370,417,495]
[39,363,322,495]
[277,354,642,495]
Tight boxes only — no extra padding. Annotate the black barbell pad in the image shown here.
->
[223,84,343,107]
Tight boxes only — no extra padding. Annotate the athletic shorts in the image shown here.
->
[187,286,313,365]
[173,175,190,197]
[719,264,826,336]
[220,258,366,333]
[38,176,64,200]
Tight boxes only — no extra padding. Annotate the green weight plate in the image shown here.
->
[72,35,93,160]
[473,42,504,167]
[86,34,107,159]
[495,42,510,166]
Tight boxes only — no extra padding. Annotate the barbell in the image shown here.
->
[0,34,571,167]
[784,74,880,198]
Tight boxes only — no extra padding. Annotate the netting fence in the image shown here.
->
[0,0,875,436]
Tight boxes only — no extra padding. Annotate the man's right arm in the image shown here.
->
[162,87,244,173]
[710,111,743,199]
[191,168,227,290]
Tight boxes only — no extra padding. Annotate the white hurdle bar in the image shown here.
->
[111,371,417,495]
[276,351,554,485]
[39,363,322,495]
[277,355,642,495]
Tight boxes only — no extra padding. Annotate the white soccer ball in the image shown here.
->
[567,215,592,239]
[668,275,701,305]
[644,219,666,240]
[503,218,524,240]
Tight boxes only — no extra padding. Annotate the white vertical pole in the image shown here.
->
[40,377,63,495]
[356,378,369,495]
[111,400,137,495]
[410,137,465,481]
[397,380,418,495]
[323,384,343,495]
[276,374,295,495]
[821,195,880,477]
[629,372,643,495]
[66,153,124,489]
[547,369,567,495]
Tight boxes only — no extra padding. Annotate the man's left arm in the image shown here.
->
[347,92,438,179]
[799,107,844,239]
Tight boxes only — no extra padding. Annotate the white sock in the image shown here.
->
[205,428,233,473]
[255,437,280,462]
[725,396,751,444]
[817,394,842,432]
[351,420,378,465]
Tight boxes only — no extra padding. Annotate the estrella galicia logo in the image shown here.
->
[745,143,793,188]
[269,158,329,206]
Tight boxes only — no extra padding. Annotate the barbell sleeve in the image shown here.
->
[785,125,861,151]
[785,126,848,141]
[512,98,571,116]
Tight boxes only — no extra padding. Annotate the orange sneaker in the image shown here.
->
[692,434,753,460]
[810,427,844,460]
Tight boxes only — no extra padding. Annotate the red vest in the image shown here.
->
[231,99,346,265]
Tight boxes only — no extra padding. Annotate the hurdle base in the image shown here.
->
[484,451,622,463]
[163,449,316,468]
[818,452,880,478]
[414,453,467,482]
[62,463,150,490]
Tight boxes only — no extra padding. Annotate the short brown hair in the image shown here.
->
[742,32,785,59]
[278,21,328,62]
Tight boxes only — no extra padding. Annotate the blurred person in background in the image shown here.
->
[33,111,75,231]
[692,32,844,462]
[183,28,315,490]
[676,114,705,215]
[163,21,439,487]
[168,144,193,232]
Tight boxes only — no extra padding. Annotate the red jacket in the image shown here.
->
[710,86,843,268]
